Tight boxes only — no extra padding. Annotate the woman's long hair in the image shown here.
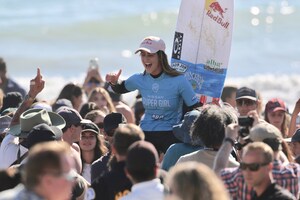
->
[264,112,289,138]
[80,133,108,170]
[88,87,116,114]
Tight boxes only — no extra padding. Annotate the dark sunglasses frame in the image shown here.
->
[88,79,100,84]
[239,162,269,171]
[236,99,256,106]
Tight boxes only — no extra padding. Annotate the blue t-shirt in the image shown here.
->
[125,73,198,131]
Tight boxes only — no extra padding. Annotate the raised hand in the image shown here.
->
[288,98,300,137]
[292,98,300,115]
[247,110,260,127]
[28,68,45,98]
[10,68,45,126]
[105,69,122,85]
[225,123,239,140]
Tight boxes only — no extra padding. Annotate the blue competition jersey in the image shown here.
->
[125,73,198,131]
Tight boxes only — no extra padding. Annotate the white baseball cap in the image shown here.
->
[135,36,166,54]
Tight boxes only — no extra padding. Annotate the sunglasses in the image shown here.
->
[236,99,256,106]
[88,79,100,84]
[81,135,96,140]
[50,169,77,182]
[239,162,269,171]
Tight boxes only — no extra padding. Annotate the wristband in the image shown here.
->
[24,94,35,102]
[224,137,235,146]
[108,81,116,86]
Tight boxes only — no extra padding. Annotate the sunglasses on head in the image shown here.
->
[88,79,100,84]
[239,162,269,171]
[236,99,256,106]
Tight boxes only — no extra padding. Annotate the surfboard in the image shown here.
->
[171,0,234,104]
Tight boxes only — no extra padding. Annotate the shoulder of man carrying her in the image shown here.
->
[172,109,202,145]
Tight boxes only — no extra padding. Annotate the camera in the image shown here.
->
[238,116,254,127]
[89,58,99,71]
[238,116,254,138]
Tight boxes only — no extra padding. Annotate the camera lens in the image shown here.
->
[239,127,249,138]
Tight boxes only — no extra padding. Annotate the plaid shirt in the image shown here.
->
[220,160,300,200]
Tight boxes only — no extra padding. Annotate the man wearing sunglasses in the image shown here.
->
[0,141,77,200]
[236,87,259,117]
[241,142,295,200]
[57,107,91,174]
[214,122,300,200]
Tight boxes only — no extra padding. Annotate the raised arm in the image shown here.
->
[213,123,239,175]
[10,68,45,126]
[82,65,104,95]
[106,69,129,94]
[105,69,122,85]
[288,98,300,137]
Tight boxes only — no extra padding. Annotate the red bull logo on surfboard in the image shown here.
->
[206,0,230,29]
[209,2,226,18]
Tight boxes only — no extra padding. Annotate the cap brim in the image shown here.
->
[236,96,257,101]
[284,138,292,142]
[291,135,300,142]
[80,119,92,125]
[271,108,286,112]
[48,111,66,130]
[9,111,65,138]
[135,47,157,54]
[82,129,99,135]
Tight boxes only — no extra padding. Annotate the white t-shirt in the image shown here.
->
[82,163,92,184]
[120,178,164,200]
[0,134,27,169]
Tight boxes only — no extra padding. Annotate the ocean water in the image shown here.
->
[0,0,300,109]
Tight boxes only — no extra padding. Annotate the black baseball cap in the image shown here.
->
[81,121,100,135]
[291,129,300,142]
[103,112,126,134]
[24,123,63,149]
[57,107,90,128]
[236,87,257,101]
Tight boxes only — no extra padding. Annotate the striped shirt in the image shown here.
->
[220,160,300,200]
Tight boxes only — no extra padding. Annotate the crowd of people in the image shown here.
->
[0,36,300,200]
